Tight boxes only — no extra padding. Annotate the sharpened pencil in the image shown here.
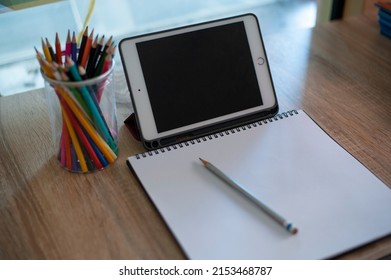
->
[71,31,77,62]
[80,28,94,68]
[199,158,298,234]
[55,32,62,65]
[41,38,52,62]
[46,38,55,63]
[77,26,88,65]
[65,30,72,58]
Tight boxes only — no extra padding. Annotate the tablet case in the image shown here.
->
[121,14,279,149]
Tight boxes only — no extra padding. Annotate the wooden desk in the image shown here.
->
[1,15,391,259]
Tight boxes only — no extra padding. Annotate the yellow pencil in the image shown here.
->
[62,107,88,172]
[35,48,55,79]
[41,37,52,62]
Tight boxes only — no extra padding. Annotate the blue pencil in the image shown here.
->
[71,32,77,63]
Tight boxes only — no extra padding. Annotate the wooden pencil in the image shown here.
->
[65,30,72,58]
[80,28,94,68]
[55,32,62,65]
[77,26,88,65]
[199,158,299,234]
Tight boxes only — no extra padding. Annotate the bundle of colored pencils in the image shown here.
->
[36,27,118,173]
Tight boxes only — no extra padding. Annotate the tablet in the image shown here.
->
[120,13,278,149]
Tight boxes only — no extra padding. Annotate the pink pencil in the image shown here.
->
[65,30,72,58]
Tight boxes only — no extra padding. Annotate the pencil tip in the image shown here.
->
[199,158,207,165]
[287,224,298,234]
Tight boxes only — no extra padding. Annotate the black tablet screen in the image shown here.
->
[136,21,263,133]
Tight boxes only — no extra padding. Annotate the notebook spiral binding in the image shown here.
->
[135,110,299,159]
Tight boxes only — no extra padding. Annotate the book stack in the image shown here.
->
[375,1,391,38]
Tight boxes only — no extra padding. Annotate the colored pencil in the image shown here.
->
[80,28,94,68]
[85,34,98,76]
[65,30,72,58]
[60,71,92,120]
[94,36,112,76]
[71,31,77,62]
[55,32,62,65]
[62,121,72,170]
[62,105,88,173]
[41,38,52,62]
[85,132,108,167]
[77,26,88,66]
[46,38,55,63]
[87,35,104,77]
[96,48,113,102]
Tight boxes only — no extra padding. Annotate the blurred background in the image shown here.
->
[0,0,377,97]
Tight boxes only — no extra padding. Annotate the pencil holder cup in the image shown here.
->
[43,62,118,173]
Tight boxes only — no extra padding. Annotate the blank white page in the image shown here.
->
[127,110,391,259]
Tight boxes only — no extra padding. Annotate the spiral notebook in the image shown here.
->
[127,110,391,259]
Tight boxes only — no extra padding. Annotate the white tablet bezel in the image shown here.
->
[120,14,277,145]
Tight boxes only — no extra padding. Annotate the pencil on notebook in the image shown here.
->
[199,158,298,234]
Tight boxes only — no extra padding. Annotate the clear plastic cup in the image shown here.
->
[43,62,118,173]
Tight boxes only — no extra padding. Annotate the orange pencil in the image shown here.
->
[80,28,94,68]
[55,32,63,65]
[77,26,88,65]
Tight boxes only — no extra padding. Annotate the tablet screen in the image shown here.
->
[136,21,263,133]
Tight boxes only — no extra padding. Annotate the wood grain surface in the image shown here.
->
[1,14,390,259]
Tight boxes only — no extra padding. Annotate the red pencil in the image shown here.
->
[101,45,114,74]
[65,30,72,58]
[63,122,72,170]
[96,45,114,102]
[55,32,63,65]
